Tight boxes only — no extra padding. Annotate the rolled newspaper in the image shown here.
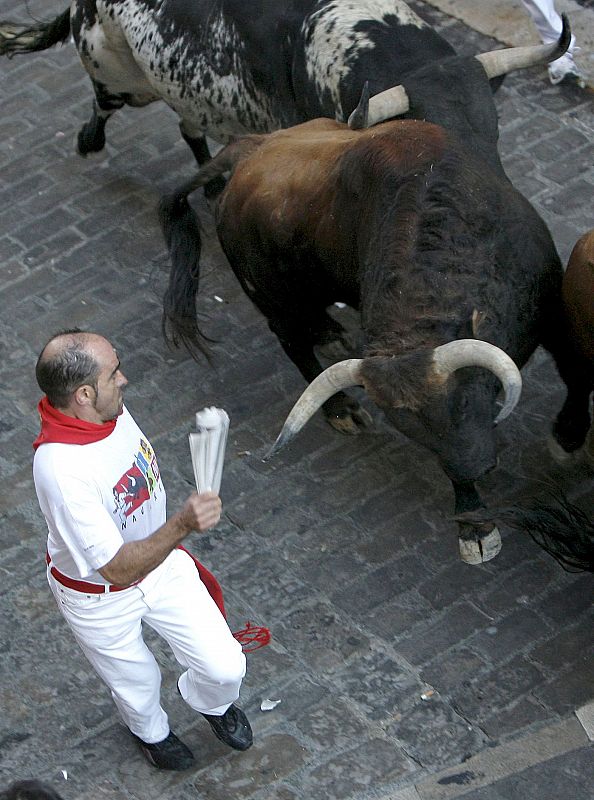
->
[188,407,230,494]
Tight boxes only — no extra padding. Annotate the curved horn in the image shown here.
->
[432,339,522,424]
[265,359,363,458]
[476,13,571,79]
[348,84,410,130]
[348,80,370,130]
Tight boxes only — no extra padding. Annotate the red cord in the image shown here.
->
[233,621,271,652]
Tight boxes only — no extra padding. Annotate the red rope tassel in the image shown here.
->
[233,621,272,652]
[178,547,271,651]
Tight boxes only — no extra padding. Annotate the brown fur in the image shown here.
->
[562,229,594,363]
[217,118,448,268]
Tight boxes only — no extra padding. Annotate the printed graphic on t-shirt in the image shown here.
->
[112,438,161,527]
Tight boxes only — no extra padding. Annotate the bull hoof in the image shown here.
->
[547,433,581,465]
[458,525,501,564]
[204,175,227,199]
[327,406,373,435]
[77,125,106,156]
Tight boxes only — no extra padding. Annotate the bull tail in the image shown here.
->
[0,8,71,57]
[159,134,266,359]
[456,492,594,572]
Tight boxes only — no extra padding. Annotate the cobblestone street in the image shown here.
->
[0,1,592,798]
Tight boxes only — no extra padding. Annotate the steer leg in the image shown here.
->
[268,316,372,435]
[179,123,227,199]
[77,82,124,156]
[453,480,501,565]
[542,327,592,459]
[550,384,592,458]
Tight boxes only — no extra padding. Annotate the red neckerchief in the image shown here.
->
[33,396,116,450]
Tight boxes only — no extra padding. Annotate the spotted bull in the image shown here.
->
[158,23,592,564]
[0,0,545,194]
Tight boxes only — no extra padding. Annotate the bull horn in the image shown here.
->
[432,339,522,424]
[265,359,363,458]
[348,84,409,130]
[476,13,571,79]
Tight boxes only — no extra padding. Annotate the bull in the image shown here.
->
[544,228,594,464]
[564,229,594,463]
[158,23,592,564]
[0,0,561,195]
[563,229,594,369]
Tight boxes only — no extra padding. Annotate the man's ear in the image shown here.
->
[73,384,95,407]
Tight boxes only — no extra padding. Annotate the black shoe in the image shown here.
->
[201,704,253,751]
[132,730,195,770]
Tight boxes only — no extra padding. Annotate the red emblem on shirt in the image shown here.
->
[113,464,150,518]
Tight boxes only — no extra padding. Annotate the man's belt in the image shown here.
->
[46,552,139,594]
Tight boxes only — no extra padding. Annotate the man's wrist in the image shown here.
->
[171,509,193,538]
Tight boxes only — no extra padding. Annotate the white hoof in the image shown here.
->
[459,527,502,564]
[546,434,579,465]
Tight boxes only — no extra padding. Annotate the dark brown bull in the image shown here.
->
[544,229,594,464]
[563,229,594,366]
[563,228,594,462]
[159,105,591,564]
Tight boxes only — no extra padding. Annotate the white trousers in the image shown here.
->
[520,0,576,51]
[48,548,246,744]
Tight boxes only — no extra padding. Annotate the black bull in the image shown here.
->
[159,95,591,564]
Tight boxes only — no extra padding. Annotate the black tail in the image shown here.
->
[456,492,594,572]
[159,190,211,359]
[159,134,266,360]
[0,8,70,57]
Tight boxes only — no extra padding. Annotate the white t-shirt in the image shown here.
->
[33,406,166,583]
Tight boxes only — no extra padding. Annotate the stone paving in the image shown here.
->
[0,1,592,799]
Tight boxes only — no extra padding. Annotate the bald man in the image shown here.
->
[32,329,252,770]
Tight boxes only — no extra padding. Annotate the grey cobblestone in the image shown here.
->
[0,1,592,798]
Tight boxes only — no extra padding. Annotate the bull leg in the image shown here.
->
[269,317,372,435]
[551,385,592,455]
[77,82,124,156]
[179,124,226,199]
[453,480,501,565]
[314,312,356,360]
[542,326,592,458]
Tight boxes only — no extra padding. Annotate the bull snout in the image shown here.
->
[440,448,498,484]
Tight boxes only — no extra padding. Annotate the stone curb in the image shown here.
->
[383,715,591,799]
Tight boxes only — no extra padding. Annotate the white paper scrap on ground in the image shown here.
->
[260,698,282,712]
[189,407,230,494]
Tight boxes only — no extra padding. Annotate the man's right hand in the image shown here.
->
[179,491,222,534]
[100,492,222,586]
